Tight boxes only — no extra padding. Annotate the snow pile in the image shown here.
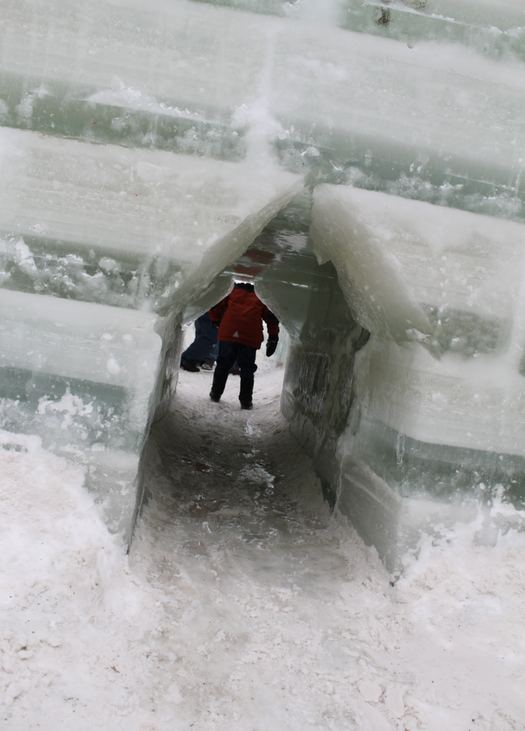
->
[392,514,525,729]
[0,431,165,730]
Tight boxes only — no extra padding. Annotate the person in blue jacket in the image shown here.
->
[180,312,219,372]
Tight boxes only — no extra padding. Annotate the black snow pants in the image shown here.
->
[211,341,257,406]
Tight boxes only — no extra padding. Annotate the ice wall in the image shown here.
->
[2,0,524,204]
[0,130,298,540]
[0,0,303,542]
[305,185,525,565]
[1,0,524,558]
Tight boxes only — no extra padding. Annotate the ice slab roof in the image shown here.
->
[0,128,301,309]
[311,184,525,342]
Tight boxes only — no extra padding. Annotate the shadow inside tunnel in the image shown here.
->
[131,359,335,577]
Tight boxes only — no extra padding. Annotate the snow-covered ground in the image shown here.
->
[2,357,525,730]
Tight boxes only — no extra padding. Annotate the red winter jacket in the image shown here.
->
[208,283,279,350]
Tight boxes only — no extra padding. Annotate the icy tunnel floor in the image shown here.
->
[2,363,525,730]
[130,362,396,729]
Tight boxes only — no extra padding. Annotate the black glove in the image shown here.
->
[266,337,278,357]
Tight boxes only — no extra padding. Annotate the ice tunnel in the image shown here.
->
[1,0,525,568]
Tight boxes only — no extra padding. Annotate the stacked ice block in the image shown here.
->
[1,0,523,199]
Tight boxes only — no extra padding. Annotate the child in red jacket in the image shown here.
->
[208,282,279,409]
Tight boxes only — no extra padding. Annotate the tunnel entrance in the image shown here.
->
[134,342,328,571]
[131,195,375,565]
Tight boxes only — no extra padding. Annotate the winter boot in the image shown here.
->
[181,359,200,372]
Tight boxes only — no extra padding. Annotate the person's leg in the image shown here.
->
[204,345,218,369]
[181,314,217,369]
[210,341,237,401]
[236,345,257,408]
[180,320,201,370]
[198,314,218,365]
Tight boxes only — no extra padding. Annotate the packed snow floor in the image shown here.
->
[2,360,525,730]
